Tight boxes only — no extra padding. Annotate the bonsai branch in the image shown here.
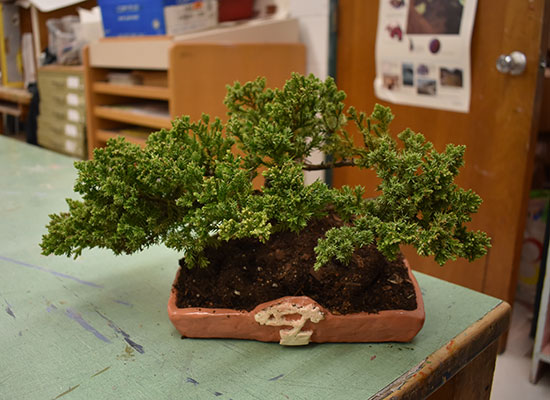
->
[40,73,491,270]
[302,159,355,171]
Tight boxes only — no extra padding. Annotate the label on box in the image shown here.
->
[67,76,80,89]
[66,93,80,107]
[64,140,77,154]
[67,109,80,123]
[164,0,218,35]
[64,124,78,138]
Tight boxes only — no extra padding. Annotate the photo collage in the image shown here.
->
[374,0,477,112]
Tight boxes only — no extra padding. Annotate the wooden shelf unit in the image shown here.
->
[84,39,305,158]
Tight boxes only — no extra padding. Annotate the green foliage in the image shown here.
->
[41,73,490,270]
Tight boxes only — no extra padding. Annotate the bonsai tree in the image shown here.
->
[40,74,490,275]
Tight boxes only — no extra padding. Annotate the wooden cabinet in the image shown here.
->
[333,0,548,320]
[84,38,306,158]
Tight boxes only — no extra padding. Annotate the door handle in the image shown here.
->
[496,51,527,75]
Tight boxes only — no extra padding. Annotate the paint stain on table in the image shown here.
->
[46,303,58,313]
[96,311,144,354]
[91,366,111,378]
[186,377,199,385]
[2,295,16,318]
[0,255,103,288]
[52,384,80,399]
[446,339,456,352]
[5,305,15,319]
[65,308,111,343]
[113,299,133,307]
[117,345,136,361]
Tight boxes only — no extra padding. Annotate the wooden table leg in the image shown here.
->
[427,340,499,400]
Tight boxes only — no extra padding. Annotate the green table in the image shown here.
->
[0,137,510,399]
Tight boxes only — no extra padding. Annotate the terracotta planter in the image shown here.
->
[168,260,425,345]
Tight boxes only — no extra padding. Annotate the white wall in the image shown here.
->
[289,0,330,184]
[289,0,329,79]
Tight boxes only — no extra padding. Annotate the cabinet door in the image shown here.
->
[333,0,549,305]
[169,43,306,121]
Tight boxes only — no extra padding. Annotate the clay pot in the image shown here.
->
[167,260,425,345]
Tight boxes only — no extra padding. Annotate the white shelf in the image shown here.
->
[531,238,550,383]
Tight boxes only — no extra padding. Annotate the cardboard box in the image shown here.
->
[516,191,550,307]
[98,0,218,37]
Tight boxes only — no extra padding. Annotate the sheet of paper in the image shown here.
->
[374,0,477,113]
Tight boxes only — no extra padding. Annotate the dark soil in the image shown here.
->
[175,214,417,315]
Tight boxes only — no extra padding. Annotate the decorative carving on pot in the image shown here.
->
[255,302,325,346]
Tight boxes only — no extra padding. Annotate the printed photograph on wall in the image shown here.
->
[416,63,431,76]
[374,0,477,112]
[381,61,400,90]
[407,0,464,35]
[417,79,436,95]
[383,74,400,90]
[402,63,414,86]
[389,0,406,9]
[440,67,463,87]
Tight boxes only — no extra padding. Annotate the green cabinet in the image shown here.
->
[37,66,86,159]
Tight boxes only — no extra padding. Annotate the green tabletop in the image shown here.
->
[0,137,503,400]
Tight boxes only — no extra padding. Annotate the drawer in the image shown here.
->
[39,104,86,125]
[38,116,86,140]
[39,90,86,111]
[38,71,84,92]
[37,127,86,159]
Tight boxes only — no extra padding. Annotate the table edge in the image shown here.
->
[373,300,511,400]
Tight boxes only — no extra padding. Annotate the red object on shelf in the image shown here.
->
[218,0,254,22]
